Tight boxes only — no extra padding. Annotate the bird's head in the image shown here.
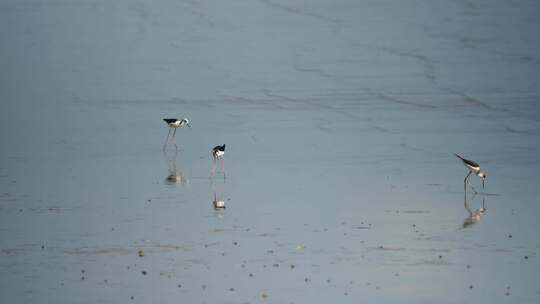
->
[478,171,487,188]
[183,118,191,128]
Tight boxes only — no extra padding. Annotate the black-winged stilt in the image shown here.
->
[162,118,190,150]
[454,153,487,192]
[211,144,226,178]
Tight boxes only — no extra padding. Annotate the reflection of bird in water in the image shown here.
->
[211,144,226,178]
[212,181,226,210]
[163,118,191,151]
[463,192,486,228]
[454,153,487,193]
[163,150,188,185]
[213,192,225,209]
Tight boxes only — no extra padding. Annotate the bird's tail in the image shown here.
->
[454,153,464,160]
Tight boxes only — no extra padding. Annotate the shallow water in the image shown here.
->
[1,0,540,303]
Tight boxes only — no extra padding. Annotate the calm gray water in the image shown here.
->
[1,0,540,303]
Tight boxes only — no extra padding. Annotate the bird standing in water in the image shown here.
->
[454,153,487,193]
[211,144,226,178]
[162,118,190,151]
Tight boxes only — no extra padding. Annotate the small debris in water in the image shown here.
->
[229,287,235,292]
[379,245,384,249]
[81,276,85,281]
[466,265,471,269]
[394,273,399,277]
[111,227,115,231]
[141,270,147,275]
[261,293,268,299]
[202,284,206,291]
[326,279,331,283]
[147,199,151,203]
[304,277,311,283]
[41,245,45,249]
[505,291,510,296]
[130,296,134,300]
[104,279,108,283]
[508,234,512,238]
[249,273,253,277]
[233,242,238,246]
[272,263,279,268]
[177,284,181,288]
[221,252,225,256]
[524,256,529,259]
[438,255,443,259]
[60,282,64,286]
[267,250,274,254]
[469,285,473,289]
[138,250,144,257]
[290,264,295,269]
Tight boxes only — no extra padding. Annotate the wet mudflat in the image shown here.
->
[1,0,540,303]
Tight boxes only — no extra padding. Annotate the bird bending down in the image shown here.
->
[454,153,487,192]
[163,118,191,150]
[211,144,226,178]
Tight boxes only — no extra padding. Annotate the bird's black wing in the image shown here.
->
[454,153,480,167]
[163,118,177,124]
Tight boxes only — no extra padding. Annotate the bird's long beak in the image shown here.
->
[482,179,485,189]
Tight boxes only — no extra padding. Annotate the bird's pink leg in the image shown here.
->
[210,157,216,178]
[163,128,172,150]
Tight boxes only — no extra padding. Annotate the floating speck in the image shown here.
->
[466,265,471,269]
[469,285,473,289]
[261,293,268,299]
[506,291,510,296]
[141,270,147,275]
[138,250,144,257]
[508,235,512,238]
[229,287,235,292]
[233,242,238,246]
[177,284,181,288]
[249,273,253,277]
[524,256,529,259]
[290,265,295,269]
[130,296,134,300]
[41,245,45,249]
[81,276,85,281]
[438,255,443,259]
[326,279,331,283]
[272,264,279,268]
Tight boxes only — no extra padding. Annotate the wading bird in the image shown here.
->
[162,118,190,150]
[211,144,226,178]
[454,153,486,192]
